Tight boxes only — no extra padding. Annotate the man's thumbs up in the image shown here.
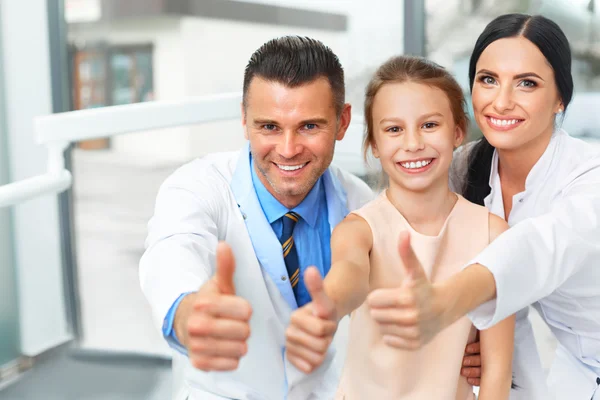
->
[214,241,236,295]
[367,231,440,350]
[285,267,339,374]
[176,241,253,372]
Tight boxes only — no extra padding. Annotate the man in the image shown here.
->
[139,36,373,399]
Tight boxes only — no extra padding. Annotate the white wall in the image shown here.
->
[1,0,71,356]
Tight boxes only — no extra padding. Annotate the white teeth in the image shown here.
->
[491,117,521,127]
[277,163,305,171]
[401,159,432,169]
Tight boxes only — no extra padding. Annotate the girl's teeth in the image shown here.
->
[401,159,432,169]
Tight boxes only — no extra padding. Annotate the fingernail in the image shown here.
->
[298,359,311,373]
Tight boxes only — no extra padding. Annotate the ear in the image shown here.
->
[453,124,465,149]
[335,104,352,141]
[371,140,380,159]
[241,102,249,140]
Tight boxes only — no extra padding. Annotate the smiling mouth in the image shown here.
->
[275,162,308,172]
[398,158,433,170]
[486,116,525,130]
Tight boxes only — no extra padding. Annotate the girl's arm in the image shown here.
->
[285,214,373,373]
[323,213,373,320]
[477,315,515,399]
[477,213,514,400]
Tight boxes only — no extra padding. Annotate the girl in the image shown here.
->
[285,55,515,399]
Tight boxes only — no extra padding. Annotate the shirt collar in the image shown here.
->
[523,128,562,191]
[250,155,322,228]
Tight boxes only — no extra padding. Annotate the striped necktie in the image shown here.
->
[280,211,301,300]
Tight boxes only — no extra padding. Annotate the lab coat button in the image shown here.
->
[281,275,287,281]
[596,377,600,385]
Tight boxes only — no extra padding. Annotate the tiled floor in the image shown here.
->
[0,347,172,400]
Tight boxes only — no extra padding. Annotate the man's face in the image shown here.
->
[242,77,351,208]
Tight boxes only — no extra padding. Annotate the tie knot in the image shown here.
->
[281,211,300,240]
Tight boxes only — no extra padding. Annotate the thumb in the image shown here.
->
[398,231,427,282]
[214,241,236,295]
[305,266,335,320]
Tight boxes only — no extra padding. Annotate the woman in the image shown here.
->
[367,13,600,400]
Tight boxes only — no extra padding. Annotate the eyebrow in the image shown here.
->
[379,112,443,125]
[252,118,329,125]
[476,69,545,81]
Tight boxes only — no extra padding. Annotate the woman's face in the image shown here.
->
[471,37,563,152]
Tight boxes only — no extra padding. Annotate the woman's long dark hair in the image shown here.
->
[464,14,574,205]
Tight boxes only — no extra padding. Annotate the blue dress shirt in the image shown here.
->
[250,158,331,307]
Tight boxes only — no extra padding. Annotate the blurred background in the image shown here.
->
[0,0,599,399]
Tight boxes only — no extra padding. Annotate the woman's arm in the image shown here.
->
[476,213,514,400]
[323,213,373,319]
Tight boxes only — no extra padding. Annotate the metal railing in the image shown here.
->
[0,92,243,208]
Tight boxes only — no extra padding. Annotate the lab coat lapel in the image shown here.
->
[229,143,298,310]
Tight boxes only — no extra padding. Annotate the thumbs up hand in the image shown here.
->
[285,267,338,374]
[367,231,442,350]
[176,241,253,371]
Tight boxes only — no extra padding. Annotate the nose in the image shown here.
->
[403,129,425,152]
[492,85,515,113]
[277,130,302,159]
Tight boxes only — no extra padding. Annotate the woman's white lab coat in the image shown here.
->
[452,129,600,400]
[139,146,373,400]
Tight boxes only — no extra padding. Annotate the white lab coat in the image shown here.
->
[139,145,374,400]
[452,129,600,400]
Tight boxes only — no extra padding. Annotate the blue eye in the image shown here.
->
[263,124,277,131]
[304,123,317,130]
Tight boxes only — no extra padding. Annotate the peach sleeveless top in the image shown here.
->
[335,191,490,400]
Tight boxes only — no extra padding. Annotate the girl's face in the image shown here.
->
[471,37,563,153]
[371,81,464,194]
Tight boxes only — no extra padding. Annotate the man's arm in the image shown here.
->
[140,180,252,371]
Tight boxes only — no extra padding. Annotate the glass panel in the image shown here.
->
[0,12,20,365]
